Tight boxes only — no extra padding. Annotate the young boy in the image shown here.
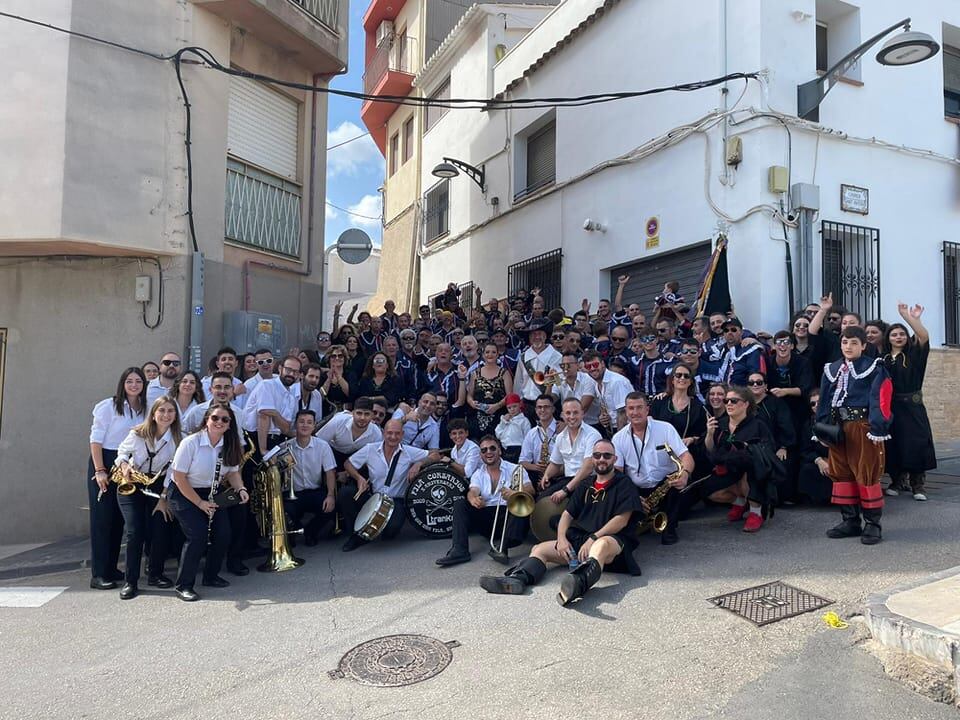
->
[495,393,531,463]
[655,280,685,308]
[815,326,893,544]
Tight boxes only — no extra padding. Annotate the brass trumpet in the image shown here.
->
[490,465,535,556]
[533,369,561,391]
[110,463,168,496]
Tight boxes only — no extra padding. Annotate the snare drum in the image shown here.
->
[353,492,395,540]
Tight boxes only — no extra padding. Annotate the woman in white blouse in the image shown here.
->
[168,402,248,602]
[114,396,182,600]
[169,369,205,421]
[88,367,147,590]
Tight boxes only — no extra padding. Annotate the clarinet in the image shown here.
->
[206,453,222,546]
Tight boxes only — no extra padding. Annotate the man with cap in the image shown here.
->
[513,317,563,418]
[713,317,765,386]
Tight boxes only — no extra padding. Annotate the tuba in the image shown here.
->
[110,462,168,497]
[490,465,535,556]
[251,446,304,573]
[637,443,684,534]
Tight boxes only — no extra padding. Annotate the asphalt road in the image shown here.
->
[1,494,956,720]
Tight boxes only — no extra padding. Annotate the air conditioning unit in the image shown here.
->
[376,20,395,47]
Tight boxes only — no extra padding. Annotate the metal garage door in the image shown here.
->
[228,76,300,180]
[609,242,712,315]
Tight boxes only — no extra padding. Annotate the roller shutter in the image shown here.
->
[609,242,712,315]
[227,75,299,180]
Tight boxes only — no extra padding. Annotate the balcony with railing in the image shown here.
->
[361,36,419,153]
[190,0,346,72]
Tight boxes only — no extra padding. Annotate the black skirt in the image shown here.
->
[887,396,937,473]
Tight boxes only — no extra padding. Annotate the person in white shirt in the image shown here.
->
[339,419,430,551]
[242,348,275,397]
[88,367,147,591]
[391,391,441,451]
[581,349,631,436]
[316,397,383,467]
[146,352,181,407]
[540,398,602,502]
[293,362,324,417]
[518,394,562,487]
[552,351,596,415]
[201,346,248,409]
[513,318,563,406]
[182,372,244,437]
[612,392,694,546]
[444,419,480,479]
[242,355,301,456]
[168,402,249,601]
[114,396,181,599]
[436,435,535,566]
[495,393,531,462]
[170,370,205,423]
[283,410,337,545]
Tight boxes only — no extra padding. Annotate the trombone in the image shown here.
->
[489,465,535,556]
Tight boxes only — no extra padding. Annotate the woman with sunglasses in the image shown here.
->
[746,372,794,463]
[882,303,936,501]
[88,367,148,590]
[651,368,707,450]
[767,330,814,434]
[319,344,353,412]
[169,370,205,421]
[702,386,775,532]
[114,396,182,599]
[168,402,248,601]
[357,352,403,411]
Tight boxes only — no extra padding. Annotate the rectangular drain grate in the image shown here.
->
[707,580,833,626]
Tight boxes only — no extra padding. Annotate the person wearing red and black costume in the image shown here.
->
[815,326,893,545]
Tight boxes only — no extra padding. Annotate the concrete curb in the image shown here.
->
[0,560,88,582]
[864,565,960,701]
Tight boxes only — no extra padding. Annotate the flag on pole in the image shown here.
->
[695,235,732,316]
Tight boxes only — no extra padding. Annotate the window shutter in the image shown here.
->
[228,75,300,179]
[526,122,556,191]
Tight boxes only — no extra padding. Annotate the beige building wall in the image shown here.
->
[367,206,419,314]
[0,0,344,543]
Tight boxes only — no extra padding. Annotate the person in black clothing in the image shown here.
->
[318,345,353,412]
[356,352,404,410]
[883,304,937,500]
[479,438,642,606]
[747,373,795,462]
[796,389,832,504]
[767,330,814,433]
[651,367,707,480]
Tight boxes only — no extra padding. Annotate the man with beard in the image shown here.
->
[242,355,301,456]
[514,318,563,415]
[316,397,383,469]
[202,346,247,407]
[293,362,324,417]
[147,352,182,406]
[480,438,642,605]
[581,349,631,437]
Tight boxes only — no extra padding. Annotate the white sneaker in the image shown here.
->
[884,487,899,497]
[913,492,927,502]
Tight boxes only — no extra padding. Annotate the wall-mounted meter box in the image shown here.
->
[223,311,284,355]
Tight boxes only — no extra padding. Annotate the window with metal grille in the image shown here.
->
[423,179,449,244]
[820,220,880,320]
[403,116,414,163]
[389,132,399,176]
[428,281,475,313]
[944,242,960,345]
[508,249,562,311]
[943,44,960,119]
[225,158,302,257]
[425,77,450,132]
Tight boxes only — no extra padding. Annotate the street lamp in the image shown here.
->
[431,156,485,191]
[797,17,940,120]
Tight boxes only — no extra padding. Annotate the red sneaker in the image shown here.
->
[742,512,764,533]
[727,503,748,522]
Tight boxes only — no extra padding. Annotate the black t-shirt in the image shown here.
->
[566,471,642,537]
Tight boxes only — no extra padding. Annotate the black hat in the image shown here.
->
[519,317,554,337]
[722,317,743,330]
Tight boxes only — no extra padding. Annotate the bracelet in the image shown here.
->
[95,468,107,474]
[562,486,571,497]
[589,533,599,541]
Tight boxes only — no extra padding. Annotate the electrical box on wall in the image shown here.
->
[135,275,152,302]
[768,166,789,194]
[223,311,284,355]
[725,137,743,166]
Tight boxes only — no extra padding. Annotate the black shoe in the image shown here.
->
[826,519,862,538]
[147,575,174,588]
[861,523,882,545]
[479,575,526,594]
[660,529,679,545]
[226,562,249,576]
[342,534,368,552]
[201,576,230,588]
[175,587,200,602]
[119,582,138,600]
[487,548,509,564]
[436,549,471,567]
[89,577,116,590]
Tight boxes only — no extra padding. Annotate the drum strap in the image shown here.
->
[383,449,402,488]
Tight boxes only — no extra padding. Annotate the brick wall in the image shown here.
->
[923,348,960,443]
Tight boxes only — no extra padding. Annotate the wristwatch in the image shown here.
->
[589,533,599,541]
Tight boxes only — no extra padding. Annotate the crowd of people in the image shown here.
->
[89,276,937,605]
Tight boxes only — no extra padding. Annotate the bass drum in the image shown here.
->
[405,463,469,538]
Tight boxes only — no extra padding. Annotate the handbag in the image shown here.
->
[212,487,242,508]
[813,421,844,447]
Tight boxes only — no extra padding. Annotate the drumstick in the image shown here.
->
[353,488,364,501]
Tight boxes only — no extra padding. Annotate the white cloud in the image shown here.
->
[327,121,383,178]
[325,202,338,220]
[347,194,382,228]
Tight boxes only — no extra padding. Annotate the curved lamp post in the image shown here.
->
[431,156,485,191]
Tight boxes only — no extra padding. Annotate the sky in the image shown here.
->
[324,2,385,248]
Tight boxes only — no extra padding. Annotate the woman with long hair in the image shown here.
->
[651,368,707,448]
[170,370,205,419]
[114,396,182,599]
[467,343,513,435]
[319,344,353,411]
[239,353,258,381]
[357,351,403,409]
[168,402,248,601]
[343,333,366,377]
[141,361,160,382]
[864,319,888,358]
[706,382,728,419]
[702,386,776,533]
[883,304,937,500]
[88,367,147,590]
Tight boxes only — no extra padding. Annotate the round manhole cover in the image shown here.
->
[329,635,459,687]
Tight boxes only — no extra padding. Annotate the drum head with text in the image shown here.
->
[405,464,468,537]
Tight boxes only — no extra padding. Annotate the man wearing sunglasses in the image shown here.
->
[633,332,671,396]
[147,352,182,406]
[480,438,642,605]
[671,338,708,402]
[714,318,765,387]
[436,435,534,567]
[605,327,639,387]
[581,349,631,437]
[612,392,694,545]
[552,352,596,418]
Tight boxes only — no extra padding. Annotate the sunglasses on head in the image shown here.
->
[161,359,181,367]
[210,414,231,424]
[591,452,615,460]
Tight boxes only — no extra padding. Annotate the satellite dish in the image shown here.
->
[336,228,373,265]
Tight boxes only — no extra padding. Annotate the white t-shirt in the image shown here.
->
[242,377,297,434]
[347,443,430,499]
[549,423,602,477]
[611,419,688,489]
[470,459,530,507]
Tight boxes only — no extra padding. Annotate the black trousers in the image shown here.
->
[636,484,681,533]
[116,485,171,583]
[285,488,335,540]
[87,450,124,580]
[169,485,230,590]
[230,433,282,564]
[451,499,525,552]
[336,485,406,540]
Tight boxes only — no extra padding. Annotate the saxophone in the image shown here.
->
[110,463,169,497]
[637,442,684,534]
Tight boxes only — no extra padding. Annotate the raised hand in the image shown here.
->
[909,304,924,319]
[581,298,591,314]
[820,292,833,310]
[618,274,630,285]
